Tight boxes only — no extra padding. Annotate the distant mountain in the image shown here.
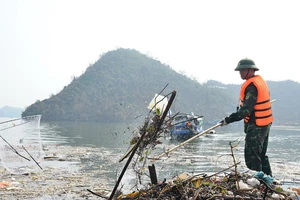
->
[22,48,234,123]
[21,48,300,125]
[0,106,23,118]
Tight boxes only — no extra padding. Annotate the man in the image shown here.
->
[220,58,273,178]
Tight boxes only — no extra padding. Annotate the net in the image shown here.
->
[0,115,43,174]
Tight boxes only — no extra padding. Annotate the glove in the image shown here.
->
[219,118,228,126]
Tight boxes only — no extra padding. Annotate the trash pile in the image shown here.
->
[117,170,300,200]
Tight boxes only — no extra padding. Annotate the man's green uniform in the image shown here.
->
[224,83,272,176]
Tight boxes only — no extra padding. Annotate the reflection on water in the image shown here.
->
[37,120,300,189]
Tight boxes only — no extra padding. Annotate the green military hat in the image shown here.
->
[235,58,259,71]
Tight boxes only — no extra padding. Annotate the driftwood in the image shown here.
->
[148,164,158,185]
[117,168,295,200]
[116,136,297,200]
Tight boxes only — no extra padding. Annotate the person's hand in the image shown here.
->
[219,118,228,126]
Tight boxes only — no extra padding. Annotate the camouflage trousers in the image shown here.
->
[244,123,272,176]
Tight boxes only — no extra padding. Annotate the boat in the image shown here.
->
[168,112,204,140]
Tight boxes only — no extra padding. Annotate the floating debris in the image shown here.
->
[0,145,111,199]
[117,170,300,200]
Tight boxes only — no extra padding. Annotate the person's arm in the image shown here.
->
[225,83,257,124]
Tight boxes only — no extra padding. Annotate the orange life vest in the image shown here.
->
[240,75,273,126]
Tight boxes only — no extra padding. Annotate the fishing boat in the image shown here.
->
[168,113,204,140]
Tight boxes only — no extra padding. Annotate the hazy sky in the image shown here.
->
[1,0,299,109]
